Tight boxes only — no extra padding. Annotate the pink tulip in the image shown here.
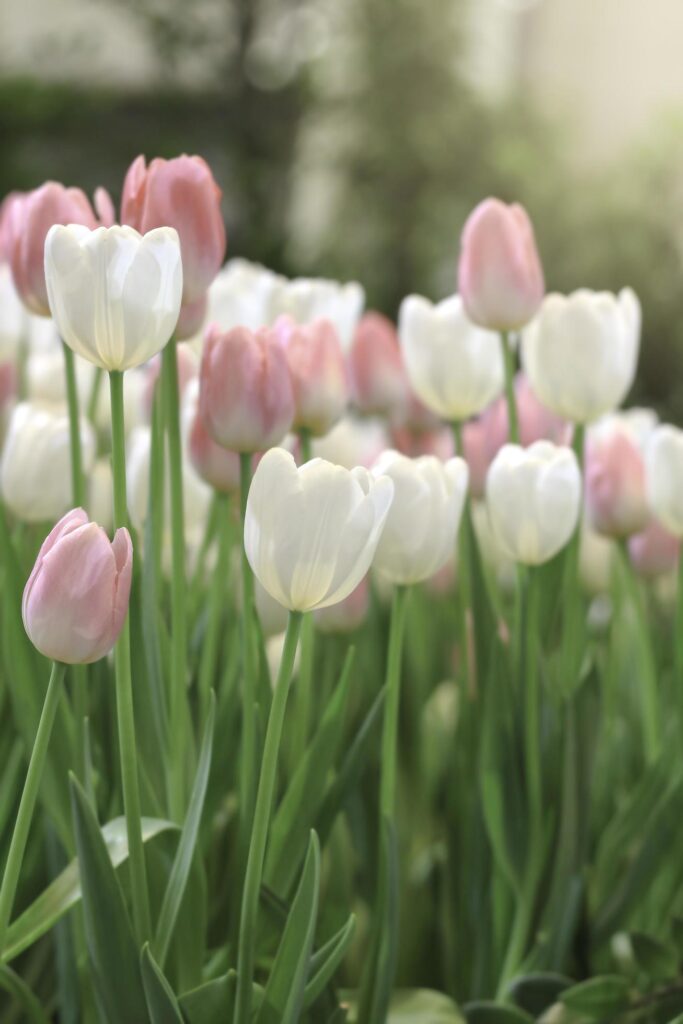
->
[121,154,226,305]
[22,508,132,664]
[0,192,24,263]
[0,361,17,414]
[629,519,680,579]
[462,416,497,500]
[189,410,241,493]
[199,324,294,453]
[390,423,454,460]
[8,183,100,315]
[348,312,408,417]
[175,292,208,341]
[585,427,649,538]
[272,315,348,436]
[458,198,544,331]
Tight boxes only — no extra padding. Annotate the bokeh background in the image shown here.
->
[4,0,683,416]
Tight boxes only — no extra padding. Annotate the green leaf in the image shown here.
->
[256,830,321,1024]
[303,914,356,1009]
[0,963,51,1024]
[69,775,148,1024]
[630,931,679,981]
[506,973,574,1017]
[2,816,175,963]
[140,944,184,1023]
[672,917,683,963]
[356,817,399,1024]
[180,971,236,1024]
[463,1002,533,1024]
[154,691,215,968]
[560,975,632,1018]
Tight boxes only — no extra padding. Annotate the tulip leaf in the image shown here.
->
[141,944,184,1023]
[629,931,679,981]
[180,971,236,1024]
[506,972,574,1017]
[356,816,399,1024]
[303,913,356,1009]
[560,975,632,1018]
[0,962,51,1024]
[256,830,321,1024]
[68,774,148,1024]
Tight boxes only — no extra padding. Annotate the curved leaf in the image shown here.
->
[141,944,184,1024]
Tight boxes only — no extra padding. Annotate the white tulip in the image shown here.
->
[208,258,286,332]
[486,441,581,565]
[126,425,211,537]
[1,401,95,523]
[44,224,183,372]
[399,294,504,421]
[272,277,365,352]
[371,450,469,584]
[88,458,114,533]
[26,347,95,407]
[0,264,26,363]
[245,447,394,611]
[645,425,683,537]
[312,415,390,470]
[521,288,640,424]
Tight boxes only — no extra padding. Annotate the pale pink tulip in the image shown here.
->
[175,293,208,341]
[272,315,348,436]
[188,410,241,493]
[22,508,132,664]
[348,312,408,417]
[628,519,680,579]
[585,428,649,538]
[458,198,544,331]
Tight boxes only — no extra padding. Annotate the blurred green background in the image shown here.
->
[3,0,683,417]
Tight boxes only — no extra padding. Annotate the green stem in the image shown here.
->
[452,422,473,694]
[198,493,232,722]
[380,587,411,819]
[0,661,66,955]
[109,370,152,943]
[558,424,586,695]
[161,338,188,820]
[239,453,258,839]
[234,610,303,1024]
[617,542,660,763]
[62,342,85,508]
[86,367,103,427]
[675,551,683,728]
[500,331,519,445]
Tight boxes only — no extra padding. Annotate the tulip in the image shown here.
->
[244,446,394,611]
[0,192,24,263]
[88,459,114,533]
[371,450,469,584]
[26,346,94,408]
[121,153,225,306]
[273,276,365,351]
[315,576,370,634]
[0,264,26,363]
[629,519,680,579]
[22,508,132,663]
[348,312,408,417]
[584,413,651,538]
[175,292,208,342]
[272,315,348,437]
[645,425,683,537]
[199,324,295,453]
[486,441,581,565]
[188,409,241,494]
[312,414,390,470]
[209,259,285,332]
[1,402,95,523]
[399,294,504,421]
[458,198,544,331]
[579,525,615,595]
[521,288,641,424]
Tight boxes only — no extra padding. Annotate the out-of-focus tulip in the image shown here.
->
[315,576,370,634]
[26,347,94,408]
[312,415,390,469]
[348,312,408,417]
[7,183,103,316]
[585,414,652,538]
[88,459,114,534]
[44,225,183,372]
[272,277,364,351]
[645,425,683,537]
[208,259,285,332]
[521,288,641,424]
[272,315,348,437]
[470,499,516,591]
[22,508,132,664]
[629,519,680,579]
[175,293,208,342]
[121,154,225,305]
[486,441,581,565]
[199,324,294,453]
[0,264,26,362]
[244,447,394,611]
[253,575,290,638]
[1,402,95,523]
[0,192,24,263]
[458,198,544,331]
[188,410,240,494]
[371,450,469,584]
[399,294,503,421]
[579,525,614,595]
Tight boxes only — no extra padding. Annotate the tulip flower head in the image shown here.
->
[208,259,285,332]
[272,277,365,351]
[371,450,469,585]
[22,508,132,664]
[645,425,683,537]
[272,315,348,437]
[458,198,545,331]
[585,413,651,538]
[44,224,183,372]
[629,518,680,579]
[188,409,241,494]
[348,312,409,417]
[486,441,582,565]
[399,294,504,422]
[244,447,394,611]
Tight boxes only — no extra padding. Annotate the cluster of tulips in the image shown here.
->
[1,154,683,1024]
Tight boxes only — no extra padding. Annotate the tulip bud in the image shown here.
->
[188,409,241,494]
[273,277,364,351]
[521,288,641,424]
[88,459,114,534]
[44,224,182,372]
[208,259,285,332]
[121,154,226,305]
[272,315,348,437]
[348,312,408,417]
[26,347,94,407]
[458,198,544,331]
[629,519,680,579]
[486,441,581,565]
[579,525,615,595]
[0,264,26,363]
[244,447,394,611]
[585,413,652,538]
[175,292,208,342]
[371,450,469,584]
[399,294,504,421]
[645,425,683,537]
[199,324,294,453]
[312,415,390,470]
[22,508,132,664]
[1,402,95,523]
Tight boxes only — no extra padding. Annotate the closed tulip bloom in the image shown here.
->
[585,415,650,538]
[0,264,26,362]
[22,508,132,664]
[121,154,226,305]
[199,324,294,453]
[486,441,581,565]
[371,450,469,584]
[348,312,408,416]
[1,402,95,523]
[273,277,365,351]
[244,446,394,611]
[175,292,208,342]
[629,519,680,579]
[645,425,683,537]
[458,198,544,331]
[273,315,348,437]
[312,415,390,470]
[126,425,211,537]
[521,288,640,424]
[44,224,183,371]
[399,294,504,421]
[188,409,240,493]
[209,259,285,332]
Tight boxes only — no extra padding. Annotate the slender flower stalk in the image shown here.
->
[379,586,411,819]
[239,452,258,838]
[452,421,472,691]
[62,341,85,507]
[109,369,152,943]
[0,660,66,953]
[500,332,519,445]
[198,492,233,723]
[234,610,303,1024]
